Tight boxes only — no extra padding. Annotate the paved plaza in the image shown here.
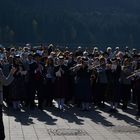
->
[3,103,140,140]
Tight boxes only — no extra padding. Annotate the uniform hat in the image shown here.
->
[82,56,88,61]
[132,48,136,51]
[50,51,56,55]
[64,50,69,54]
[94,47,98,50]
[14,54,20,58]
[58,55,64,59]
[107,47,112,51]
[111,58,117,62]
[115,47,119,50]
[125,46,129,49]
[78,46,82,49]
[48,44,53,48]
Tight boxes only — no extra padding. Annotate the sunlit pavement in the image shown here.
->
[3,103,140,140]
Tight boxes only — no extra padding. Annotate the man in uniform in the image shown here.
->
[0,67,16,140]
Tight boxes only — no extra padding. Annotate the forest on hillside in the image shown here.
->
[0,0,140,48]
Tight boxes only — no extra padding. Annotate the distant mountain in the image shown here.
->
[0,0,140,48]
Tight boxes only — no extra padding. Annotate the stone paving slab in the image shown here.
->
[3,103,140,140]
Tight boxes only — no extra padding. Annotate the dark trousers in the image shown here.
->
[0,105,5,140]
[136,89,140,113]
[34,81,44,109]
[26,82,36,108]
[121,84,131,109]
[95,83,107,105]
[138,95,140,113]
[45,78,54,106]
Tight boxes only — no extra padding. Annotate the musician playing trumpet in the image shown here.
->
[127,68,140,116]
[120,58,133,110]
[132,71,140,116]
[94,56,108,107]
[106,58,121,113]
[73,56,92,111]
[54,55,69,110]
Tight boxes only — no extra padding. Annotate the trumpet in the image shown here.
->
[126,69,140,79]
[133,68,140,73]
[88,64,101,70]
[70,64,82,71]
[122,65,132,70]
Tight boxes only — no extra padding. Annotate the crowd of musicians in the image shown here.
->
[0,44,140,116]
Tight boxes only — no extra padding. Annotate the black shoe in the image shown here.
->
[98,103,105,108]
[80,108,86,111]
[38,106,43,111]
[30,104,36,110]
[13,108,21,112]
[136,112,140,116]
[122,106,127,111]
[85,109,90,112]
[109,109,118,113]
[113,109,118,113]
